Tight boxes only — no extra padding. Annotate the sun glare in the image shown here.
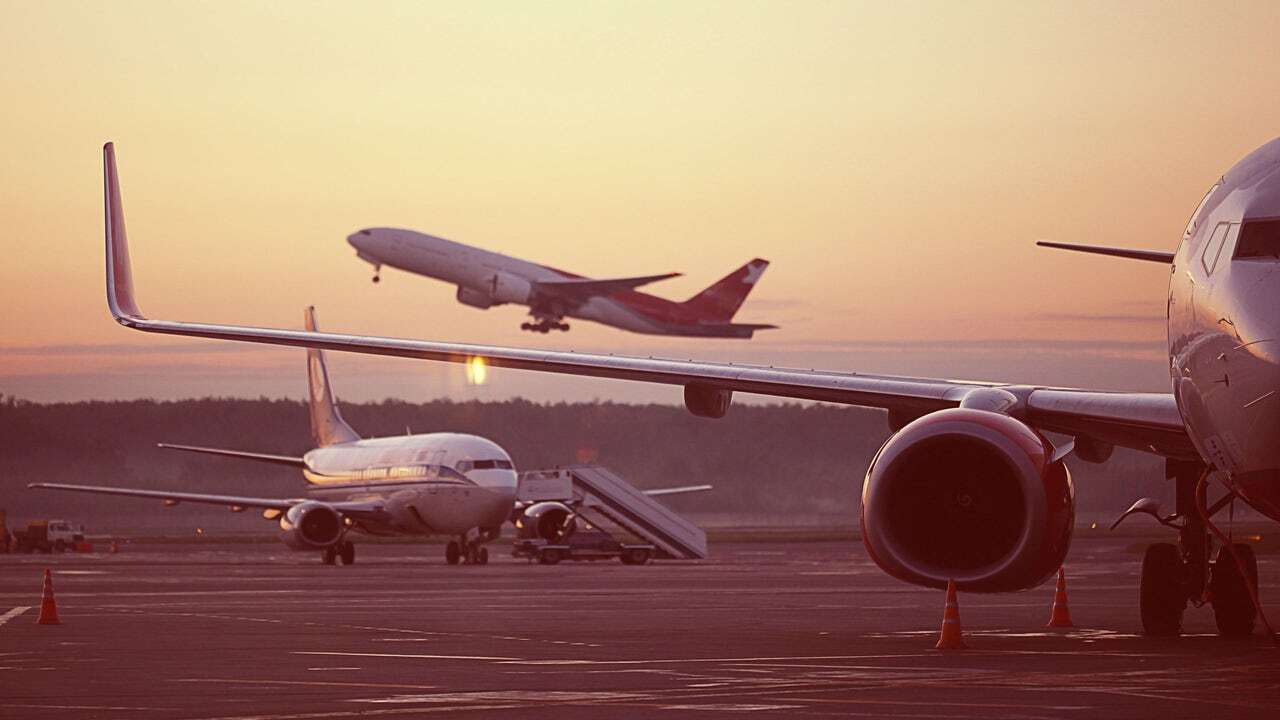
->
[465,356,488,386]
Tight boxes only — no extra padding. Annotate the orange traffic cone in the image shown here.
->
[1046,566,1074,628]
[36,569,61,625]
[935,579,966,649]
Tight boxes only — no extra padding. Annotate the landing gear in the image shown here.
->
[1125,460,1262,638]
[1140,543,1184,635]
[338,540,355,565]
[1211,544,1258,637]
[520,319,569,333]
[322,546,337,565]
[371,265,381,284]
[446,532,493,565]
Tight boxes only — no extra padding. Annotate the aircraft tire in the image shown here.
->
[477,546,489,565]
[446,541,461,565]
[322,546,337,565]
[339,541,355,566]
[538,548,562,565]
[1211,544,1258,637]
[1140,543,1185,636]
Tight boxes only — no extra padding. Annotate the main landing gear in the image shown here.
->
[445,528,498,565]
[1123,460,1260,637]
[321,540,356,566]
[520,319,569,333]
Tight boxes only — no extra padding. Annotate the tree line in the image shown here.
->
[0,395,1171,532]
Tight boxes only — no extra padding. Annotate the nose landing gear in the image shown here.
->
[1124,460,1265,637]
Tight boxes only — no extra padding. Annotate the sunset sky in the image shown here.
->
[4,1,1280,405]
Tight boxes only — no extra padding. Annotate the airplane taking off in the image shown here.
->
[93,140,1280,637]
[347,227,775,337]
[32,307,519,566]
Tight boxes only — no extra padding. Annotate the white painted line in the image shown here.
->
[0,607,32,627]
[294,651,521,662]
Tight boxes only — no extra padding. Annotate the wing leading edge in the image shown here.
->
[99,142,1195,460]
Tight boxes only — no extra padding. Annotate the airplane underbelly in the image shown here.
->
[573,299,663,333]
[385,485,514,535]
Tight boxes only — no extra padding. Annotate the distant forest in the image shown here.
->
[0,395,1178,532]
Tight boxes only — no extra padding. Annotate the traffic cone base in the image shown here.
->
[935,579,966,650]
[1046,566,1074,628]
[36,568,60,625]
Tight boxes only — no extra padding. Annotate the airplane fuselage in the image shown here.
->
[1169,137,1280,520]
[302,432,518,536]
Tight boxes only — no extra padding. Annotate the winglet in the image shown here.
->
[104,142,144,323]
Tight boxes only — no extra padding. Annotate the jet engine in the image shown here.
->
[860,408,1074,592]
[456,285,497,309]
[278,501,344,551]
[487,272,533,305]
[515,501,578,542]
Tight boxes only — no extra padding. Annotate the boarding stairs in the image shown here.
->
[517,464,708,560]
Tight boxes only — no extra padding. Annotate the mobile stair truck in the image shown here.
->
[512,465,708,565]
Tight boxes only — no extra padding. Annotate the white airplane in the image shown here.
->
[89,140,1280,636]
[347,227,774,337]
[32,307,519,566]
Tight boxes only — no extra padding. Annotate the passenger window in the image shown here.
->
[1234,219,1280,260]
[1201,223,1230,274]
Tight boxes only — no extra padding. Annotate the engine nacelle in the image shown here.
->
[860,408,1074,592]
[684,383,732,419]
[487,272,533,305]
[515,501,577,542]
[456,285,497,309]
[278,501,344,551]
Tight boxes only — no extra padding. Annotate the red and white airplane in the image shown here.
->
[89,140,1280,636]
[347,227,774,337]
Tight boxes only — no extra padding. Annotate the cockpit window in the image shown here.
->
[1185,183,1220,239]
[1233,219,1280,260]
[1201,223,1230,274]
[456,459,514,472]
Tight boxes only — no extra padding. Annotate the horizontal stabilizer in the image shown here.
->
[536,272,682,299]
[1036,241,1174,264]
[157,443,307,468]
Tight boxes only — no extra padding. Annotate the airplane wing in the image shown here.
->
[643,484,714,497]
[157,443,307,468]
[534,272,682,301]
[99,142,1197,461]
[1036,241,1175,264]
[28,482,385,517]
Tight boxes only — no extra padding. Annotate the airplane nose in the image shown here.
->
[348,229,378,251]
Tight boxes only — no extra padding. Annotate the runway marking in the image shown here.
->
[2,704,168,712]
[502,653,937,666]
[0,606,31,626]
[191,702,525,719]
[295,651,522,662]
[174,678,438,691]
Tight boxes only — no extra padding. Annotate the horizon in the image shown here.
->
[4,1,1278,403]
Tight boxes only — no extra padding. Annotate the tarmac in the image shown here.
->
[1,535,1278,719]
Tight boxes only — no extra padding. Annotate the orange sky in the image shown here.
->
[4,1,1280,403]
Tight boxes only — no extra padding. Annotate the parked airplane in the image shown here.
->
[91,140,1280,637]
[347,227,774,337]
[32,307,519,566]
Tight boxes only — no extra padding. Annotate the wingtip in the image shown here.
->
[103,142,144,322]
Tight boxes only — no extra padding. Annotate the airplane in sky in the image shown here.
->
[90,140,1280,637]
[32,307,519,566]
[347,227,774,337]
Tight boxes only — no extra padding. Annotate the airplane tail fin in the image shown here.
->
[680,259,769,322]
[304,307,360,447]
